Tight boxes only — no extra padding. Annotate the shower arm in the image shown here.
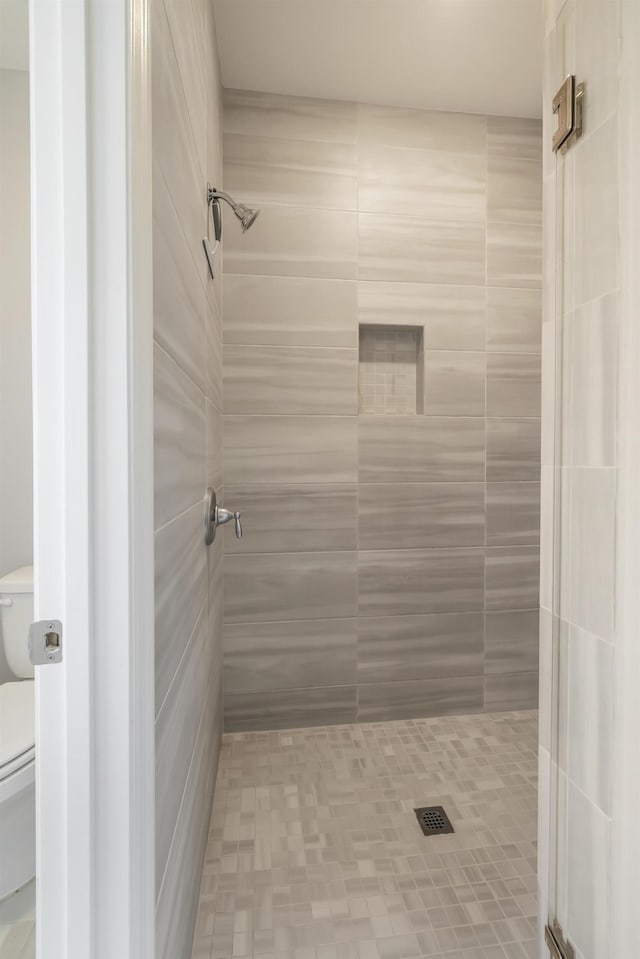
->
[208,187,240,213]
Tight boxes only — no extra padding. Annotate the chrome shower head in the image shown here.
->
[233,202,260,232]
[208,187,260,232]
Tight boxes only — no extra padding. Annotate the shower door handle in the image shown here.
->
[204,487,243,545]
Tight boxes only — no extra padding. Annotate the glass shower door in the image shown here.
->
[541,1,619,957]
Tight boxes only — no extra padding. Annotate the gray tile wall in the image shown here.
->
[222,90,542,730]
[152,1,224,956]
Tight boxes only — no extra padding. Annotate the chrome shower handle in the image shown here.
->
[216,505,243,540]
[204,487,243,545]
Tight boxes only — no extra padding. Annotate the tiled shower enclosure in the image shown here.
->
[221,91,542,731]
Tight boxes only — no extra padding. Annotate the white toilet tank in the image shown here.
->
[0,566,34,679]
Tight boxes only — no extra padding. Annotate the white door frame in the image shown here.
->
[30,0,155,954]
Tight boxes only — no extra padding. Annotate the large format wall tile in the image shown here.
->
[358,143,485,221]
[155,504,208,712]
[223,344,357,415]
[485,546,540,610]
[224,204,357,279]
[225,685,358,732]
[225,619,357,692]
[358,483,484,549]
[486,482,540,546]
[225,551,358,623]
[224,89,357,143]
[156,691,217,959]
[205,399,223,492]
[484,671,538,710]
[357,281,485,350]
[486,417,541,481]
[153,173,207,393]
[154,343,205,529]
[488,155,543,227]
[162,0,207,180]
[357,104,486,154]
[224,414,357,485]
[358,548,484,616]
[566,291,617,467]
[567,624,613,814]
[224,133,358,210]
[485,609,539,674]
[205,293,222,409]
[487,116,542,161]
[423,351,486,415]
[358,612,484,683]
[205,8,224,319]
[574,0,618,136]
[224,484,357,553]
[155,605,207,892]
[487,220,542,289]
[223,274,357,348]
[574,115,619,307]
[358,416,485,483]
[208,535,224,672]
[486,352,541,416]
[358,213,485,285]
[151,0,206,279]
[486,287,542,353]
[567,467,615,641]
[357,676,484,722]
[566,781,611,959]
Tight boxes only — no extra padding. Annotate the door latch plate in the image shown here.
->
[29,619,63,665]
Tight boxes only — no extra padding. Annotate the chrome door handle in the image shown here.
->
[204,487,243,545]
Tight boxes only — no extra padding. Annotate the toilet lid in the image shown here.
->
[0,681,35,776]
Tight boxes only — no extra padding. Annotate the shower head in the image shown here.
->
[208,187,260,232]
[234,203,260,232]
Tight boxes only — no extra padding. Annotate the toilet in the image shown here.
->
[0,566,35,902]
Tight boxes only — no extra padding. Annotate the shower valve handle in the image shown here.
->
[216,505,243,540]
[204,487,243,545]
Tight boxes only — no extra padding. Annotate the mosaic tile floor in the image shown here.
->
[192,710,538,959]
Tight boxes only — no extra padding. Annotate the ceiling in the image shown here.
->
[213,0,542,119]
[0,0,28,71]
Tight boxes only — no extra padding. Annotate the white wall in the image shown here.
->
[0,68,32,682]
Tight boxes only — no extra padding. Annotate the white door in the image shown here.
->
[29,0,155,954]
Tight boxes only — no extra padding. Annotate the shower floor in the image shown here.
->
[192,710,538,959]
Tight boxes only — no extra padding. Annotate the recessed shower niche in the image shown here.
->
[358,325,424,415]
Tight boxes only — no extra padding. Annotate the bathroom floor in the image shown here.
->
[192,710,538,959]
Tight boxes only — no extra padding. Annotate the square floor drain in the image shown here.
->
[414,805,455,836]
